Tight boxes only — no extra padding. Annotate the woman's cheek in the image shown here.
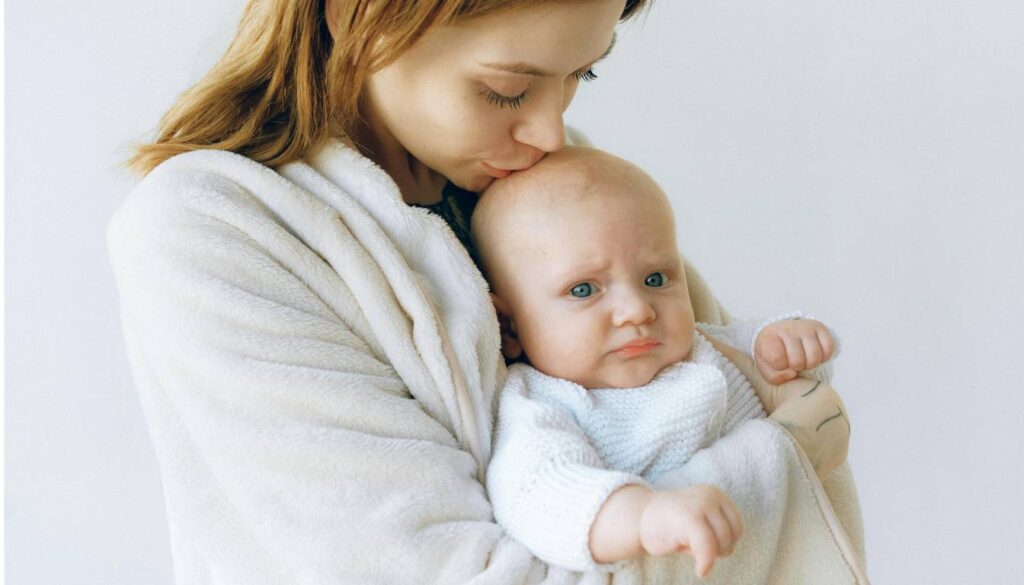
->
[466,107,504,147]
[562,80,580,111]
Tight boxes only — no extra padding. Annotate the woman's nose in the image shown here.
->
[611,290,656,327]
[511,93,566,154]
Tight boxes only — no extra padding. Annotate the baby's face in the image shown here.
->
[494,176,696,389]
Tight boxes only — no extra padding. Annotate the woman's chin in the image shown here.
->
[445,170,494,194]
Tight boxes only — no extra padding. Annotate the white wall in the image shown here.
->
[6,2,246,583]
[7,1,1023,583]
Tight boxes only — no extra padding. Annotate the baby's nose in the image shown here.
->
[612,291,656,327]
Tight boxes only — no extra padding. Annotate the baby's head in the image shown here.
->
[471,146,696,389]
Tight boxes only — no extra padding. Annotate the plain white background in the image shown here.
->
[6,0,1023,583]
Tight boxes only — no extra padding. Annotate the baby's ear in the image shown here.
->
[489,293,522,361]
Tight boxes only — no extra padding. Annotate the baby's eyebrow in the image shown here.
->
[555,259,611,283]
[479,32,618,78]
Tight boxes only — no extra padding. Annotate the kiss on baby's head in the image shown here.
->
[471,147,697,390]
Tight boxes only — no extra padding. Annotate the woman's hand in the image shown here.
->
[704,335,784,412]
[705,335,850,476]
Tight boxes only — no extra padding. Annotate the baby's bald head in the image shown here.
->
[470,146,676,300]
[469,147,694,388]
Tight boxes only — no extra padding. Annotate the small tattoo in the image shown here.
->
[801,381,822,398]
[816,408,845,432]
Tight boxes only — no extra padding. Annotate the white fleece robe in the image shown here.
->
[108,138,868,584]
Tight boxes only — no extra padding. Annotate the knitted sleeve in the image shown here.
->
[486,367,648,573]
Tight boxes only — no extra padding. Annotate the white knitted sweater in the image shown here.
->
[487,319,833,573]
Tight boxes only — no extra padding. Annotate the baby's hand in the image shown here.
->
[638,485,744,579]
[754,319,835,384]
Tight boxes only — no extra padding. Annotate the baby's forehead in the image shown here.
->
[516,150,637,190]
[472,148,677,280]
[500,159,667,220]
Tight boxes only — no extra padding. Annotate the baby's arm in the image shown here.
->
[487,368,648,573]
[590,483,744,579]
[489,367,744,578]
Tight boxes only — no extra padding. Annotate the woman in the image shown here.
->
[110,1,865,583]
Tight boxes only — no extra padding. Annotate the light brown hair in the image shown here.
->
[127,0,652,176]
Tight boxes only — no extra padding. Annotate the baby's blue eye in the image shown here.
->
[645,272,666,287]
[570,283,594,298]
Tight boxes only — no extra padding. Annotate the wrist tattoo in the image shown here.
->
[816,407,848,432]
[801,381,822,398]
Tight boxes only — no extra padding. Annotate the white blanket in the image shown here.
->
[108,138,868,583]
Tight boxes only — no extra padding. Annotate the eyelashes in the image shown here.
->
[482,90,526,111]
[574,68,598,83]
[482,68,599,110]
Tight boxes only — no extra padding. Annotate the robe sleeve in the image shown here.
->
[107,168,595,584]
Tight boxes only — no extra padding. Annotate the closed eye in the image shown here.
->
[572,68,598,82]
[481,88,526,110]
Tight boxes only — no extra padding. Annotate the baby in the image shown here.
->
[473,147,849,579]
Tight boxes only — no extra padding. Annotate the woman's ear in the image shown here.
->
[490,293,522,361]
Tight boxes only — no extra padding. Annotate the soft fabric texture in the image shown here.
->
[645,421,867,584]
[108,137,867,584]
[488,329,767,572]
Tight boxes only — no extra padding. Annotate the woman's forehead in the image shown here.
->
[444,1,623,72]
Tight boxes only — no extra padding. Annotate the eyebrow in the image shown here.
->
[480,32,618,78]
[555,259,611,285]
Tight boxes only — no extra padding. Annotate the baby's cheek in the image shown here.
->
[667,318,696,361]
[527,338,585,381]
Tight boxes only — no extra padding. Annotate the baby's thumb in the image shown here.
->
[764,368,797,385]
[695,554,715,580]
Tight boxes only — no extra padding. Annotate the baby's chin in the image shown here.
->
[585,347,693,390]
[531,343,690,390]
[578,360,668,390]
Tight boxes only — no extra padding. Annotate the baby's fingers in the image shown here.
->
[757,336,790,371]
[816,328,836,361]
[722,501,745,545]
[763,368,797,385]
[783,334,807,371]
[801,335,824,369]
[706,507,738,557]
[685,519,719,579]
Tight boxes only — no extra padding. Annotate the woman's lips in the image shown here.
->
[614,339,660,357]
[481,162,513,179]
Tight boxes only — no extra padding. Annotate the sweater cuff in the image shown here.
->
[505,462,648,573]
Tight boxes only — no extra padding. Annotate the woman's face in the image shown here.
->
[361,1,627,192]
